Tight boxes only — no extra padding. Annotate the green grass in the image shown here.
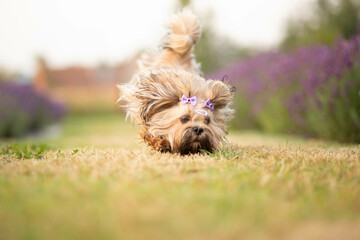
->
[0,112,359,240]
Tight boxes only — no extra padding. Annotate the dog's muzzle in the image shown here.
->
[179,127,213,155]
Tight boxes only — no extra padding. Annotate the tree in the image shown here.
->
[282,0,360,49]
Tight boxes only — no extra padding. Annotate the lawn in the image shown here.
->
[0,112,359,240]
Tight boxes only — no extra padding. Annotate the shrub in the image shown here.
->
[209,35,360,143]
[0,82,66,137]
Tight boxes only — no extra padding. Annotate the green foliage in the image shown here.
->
[257,96,295,134]
[203,145,240,160]
[0,143,49,160]
[282,0,360,49]
[175,0,246,73]
[305,67,360,142]
[72,148,79,155]
[1,112,30,138]
[194,24,248,73]
[229,94,258,130]
[178,0,191,8]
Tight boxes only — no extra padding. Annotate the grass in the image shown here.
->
[0,112,359,240]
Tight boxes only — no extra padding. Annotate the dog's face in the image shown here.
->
[148,101,221,154]
[123,69,234,155]
[176,109,215,155]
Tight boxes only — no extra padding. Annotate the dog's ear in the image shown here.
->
[135,71,180,123]
[205,80,235,110]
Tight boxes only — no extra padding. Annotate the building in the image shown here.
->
[33,57,137,112]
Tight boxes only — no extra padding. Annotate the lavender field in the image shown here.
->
[210,35,360,143]
[0,82,66,137]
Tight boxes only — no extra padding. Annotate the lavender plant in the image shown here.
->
[0,82,66,137]
[209,35,360,143]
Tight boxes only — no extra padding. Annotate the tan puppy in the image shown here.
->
[117,9,234,155]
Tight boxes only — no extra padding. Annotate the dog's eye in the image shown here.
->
[180,115,190,124]
[204,117,211,125]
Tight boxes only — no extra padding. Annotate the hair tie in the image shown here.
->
[194,109,208,116]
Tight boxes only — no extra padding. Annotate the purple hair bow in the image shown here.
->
[203,99,214,111]
[181,94,197,106]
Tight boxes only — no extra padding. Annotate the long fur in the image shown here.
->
[137,9,202,72]
[117,9,234,154]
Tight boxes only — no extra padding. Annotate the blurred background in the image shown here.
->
[0,0,359,144]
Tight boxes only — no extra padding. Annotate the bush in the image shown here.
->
[0,82,66,137]
[209,35,360,143]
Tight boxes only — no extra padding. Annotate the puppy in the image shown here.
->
[117,9,234,155]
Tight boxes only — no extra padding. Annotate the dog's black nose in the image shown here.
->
[192,126,204,135]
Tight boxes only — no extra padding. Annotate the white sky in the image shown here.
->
[0,0,313,75]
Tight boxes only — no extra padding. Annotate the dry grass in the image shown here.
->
[0,113,359,240]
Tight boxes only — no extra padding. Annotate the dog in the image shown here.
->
[117,9,234,155]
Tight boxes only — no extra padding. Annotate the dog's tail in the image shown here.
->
[138,9,202,71]
[163,9,201,55]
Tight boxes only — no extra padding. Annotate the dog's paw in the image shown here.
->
[155,138,171,153]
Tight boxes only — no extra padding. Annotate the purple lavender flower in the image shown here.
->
[0,81,66,137]
[207,34,360,141]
